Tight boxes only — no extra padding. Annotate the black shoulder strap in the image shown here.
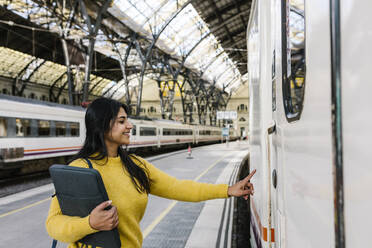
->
[84,158,93,169]
[51,158,96,248]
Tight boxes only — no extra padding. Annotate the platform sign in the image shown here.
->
[217,111,237,120]
[222,127,229,137]
[229,111,237,120]
[217,111,224,120]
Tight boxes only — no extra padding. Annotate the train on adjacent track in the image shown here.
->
[243,0,371,247]
[0,95,236,172]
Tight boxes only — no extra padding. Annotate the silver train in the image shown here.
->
[0,95,233,169]
[246,0,371,247]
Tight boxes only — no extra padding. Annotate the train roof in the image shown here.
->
[0,94,85,112]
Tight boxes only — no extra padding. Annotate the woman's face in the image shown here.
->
[105,107,133,146]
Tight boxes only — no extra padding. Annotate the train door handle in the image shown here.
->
[272,169,277,188]
[268,121,276,134]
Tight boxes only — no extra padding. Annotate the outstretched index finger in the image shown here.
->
[244,169,256,182]
[96,200,112,211]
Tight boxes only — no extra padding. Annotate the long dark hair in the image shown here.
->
[72,97,151,194]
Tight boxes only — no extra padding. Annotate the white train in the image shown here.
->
[247,0,371,247]
[0,95,228,168]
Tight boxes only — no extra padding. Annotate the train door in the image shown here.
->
[248,0,277,247]
[263,0,280,246]
[268,0,282,247]
[157,127,161,148]
[256,0,281,247]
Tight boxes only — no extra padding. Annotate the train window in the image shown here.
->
[132,125,136,136]
[0,117,7,137]
[140,127,156,136]
[281,0,306,122]
[70,122,80,137]
[55,122,67,136]
[38,120,50,136]
[163,128,192,136]
[16,119,31,137]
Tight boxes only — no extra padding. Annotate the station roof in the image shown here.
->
[0,0,250,100]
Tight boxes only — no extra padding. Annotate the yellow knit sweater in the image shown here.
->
[46,155,229,248]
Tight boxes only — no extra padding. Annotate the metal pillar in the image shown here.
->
[57,0,78,105]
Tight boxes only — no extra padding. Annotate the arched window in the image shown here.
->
[148,106,156,113]
[29,93,35,99]
[237,104,247,112]
[239,117,246,122]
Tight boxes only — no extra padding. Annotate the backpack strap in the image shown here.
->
[84,158,93,169]
[51,158,96,248]
[51,239,57,248]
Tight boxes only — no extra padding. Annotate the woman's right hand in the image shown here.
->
[89,200,119,231]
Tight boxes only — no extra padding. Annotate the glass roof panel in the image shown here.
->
[3,0,242,93]
[109,0,242,92]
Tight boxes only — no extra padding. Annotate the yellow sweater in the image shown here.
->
[46,155,229,248]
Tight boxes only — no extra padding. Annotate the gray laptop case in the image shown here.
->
[49,163,121,248]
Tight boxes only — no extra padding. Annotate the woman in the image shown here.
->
[46,97,255,248]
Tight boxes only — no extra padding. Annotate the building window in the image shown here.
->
[29,93,36,99]
[239,117,246,122]
[281,0,306,122]
[149,106,156,113]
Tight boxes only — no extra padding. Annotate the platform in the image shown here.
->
[0,141,249,247]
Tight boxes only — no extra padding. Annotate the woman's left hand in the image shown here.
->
[228,169,256,200]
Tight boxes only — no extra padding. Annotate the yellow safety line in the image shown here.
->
[142,153,229,238]
[0,197,50,218]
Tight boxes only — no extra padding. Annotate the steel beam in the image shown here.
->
[81,0,112,102]
[135,0,195,116]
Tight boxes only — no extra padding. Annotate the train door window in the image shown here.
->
[55,122,67,136]
[132,125,136,136]
[70,122,80,137]
[38,120,50,136]
[0,117,7,137]
[281,0,306,121]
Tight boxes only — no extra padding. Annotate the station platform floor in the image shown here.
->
[0,141,249,247]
